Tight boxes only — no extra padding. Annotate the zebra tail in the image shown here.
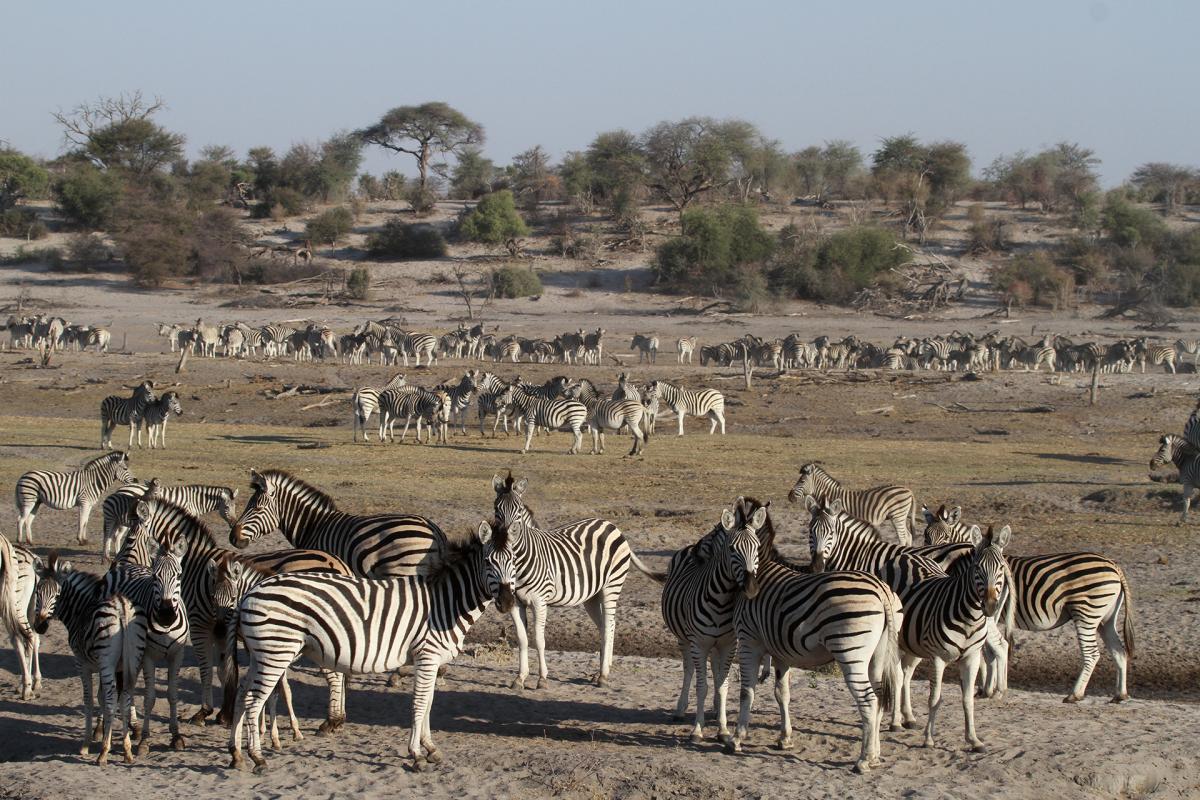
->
[627,550,666,584]
[219,609,240,711]
[1002,560,1016,647]
[1119,569,1135,659]
[874,596,902,714]
[0,533,21,636]
[118,598,141,693]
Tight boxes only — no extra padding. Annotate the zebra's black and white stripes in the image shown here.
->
[100,381,155,449]
[0,532,41,699]
[508,382,588,454]
[788,463,917,545]
[647,380,725,436]
[15,451,135,545]
[101,480,238,561]
[1151,434,1200,522]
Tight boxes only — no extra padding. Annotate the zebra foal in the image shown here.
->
[100,381,155,449]
[15,451,135,545]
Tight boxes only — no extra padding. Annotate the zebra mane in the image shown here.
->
[739,496,784,565]
[135,496,220,550]
[84,450,126,469]
[256,469,339,514]
[433,535,484,577]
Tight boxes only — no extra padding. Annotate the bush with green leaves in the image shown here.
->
[653,204,774,290]
[459,190,529,244]
[491,265,542,298]
[990,251,1074,309]
[1101,193,1168,250]
[0,208,47,240]
[2,245,63,268]
[0,149,50,210]
[768,226,909,304]
[406,184,438,215]
[366,218,448,259]
[347,266,371,299]
[66,232,111,267]
[54,164,123,228]
[306,206,355,245]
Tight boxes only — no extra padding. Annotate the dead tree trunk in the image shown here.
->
[743,349,754,390]
[176,347,189,374]
[1089,361,1100,406]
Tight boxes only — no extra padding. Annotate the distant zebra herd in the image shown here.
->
[2,442,1142,774]
[3,314,112,352]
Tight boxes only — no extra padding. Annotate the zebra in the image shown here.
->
[407,331,438,366]
[924,512,1135,703]
[676,336,696,364]
[379,387,452,444]
[699,342,736,367]
[32,555,146,765]
[15,450,135,545]
[476,382,516,437]
[228,521,497,773]
[351,372,406,442]
[508,383,588,454]
[611,372,641,403]
[787,462,917,545]
[100,381,156,449]
[585,396,648,456]
[631,333,659,364]
[101,480,239,561]
[1151,434,1200,523]
[583,327,605,365]
[86,326,111,353]
[489,473,653,687]
[1174,338,1200,368]
[1133,337,1177,373]
[139,391,183,449]
[720,503,902,772]
[229,469,449,578]
[192,318,221,357]
[435,370,479,434]
[0,532,42,699]
[647,380,725,436]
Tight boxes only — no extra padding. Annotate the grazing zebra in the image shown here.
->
[33,555,146,765]
[100,381,156,449]
[631,333,659,364]
[351,372,406,442]
[721,506,902,772]
[508,383,588,454]
[15,451,135,545]
[435,370,479,434]
[676,336,696,364]
[140,391,183,449]
[101,480,239,561]
[700,342,736,367]
[0,532,41,699]
[787,462,917,545]
[888,525,1010,750]
[924,512,1134,703]
[229,469,449,578]
[489,473,652,687]
[647,380,725,436]
[380,387,452,444]
[1150,434,1200,522]
[229,521,497,772]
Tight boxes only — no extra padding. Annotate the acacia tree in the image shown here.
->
[871,134,970,242]
[1130,162,1196,211]
[641,117,744,217]
[52,91,184,176]
[509,145,560,210]
[584,130,645,218]
[357,102,484,194]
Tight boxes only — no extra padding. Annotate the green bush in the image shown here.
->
[491,265,542,298]
[54,164,123,228]
[366,218,448,259]
[652,204,774,289]
[306,206,355,245]
[1101,194,1168,250]
[990,251,1074,309]
[0,208,47,240]
[406,184,438,215]
[347,266,371,299]
[252,186,309,219]
[66,233,111,267]
[460,190,529,244]
[2,245,63,268]
[768,226,909,304]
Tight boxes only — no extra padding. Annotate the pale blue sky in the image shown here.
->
[3,0,1195,185]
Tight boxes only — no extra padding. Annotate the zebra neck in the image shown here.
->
[59,573,104,642]
[276,495,336,545]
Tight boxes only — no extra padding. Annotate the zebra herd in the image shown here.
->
[3,314,112,353]
[1,443,1140,775]
[99,381,183,451]
[351,370,726,454]
[700,331,1200,374]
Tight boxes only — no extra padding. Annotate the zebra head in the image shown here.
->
[32,553,71,635]
[805,495,845,573]
[108,450,136,485]
[922,504,964,546]
[724,504,768,599]
[1150,434,1188,470]
[151,533,187,627]
[208,555,244,612]
[476,521,515,613]
[968,525,1011,616]
[163,391,184,417]
[787,463,817,504]
[216,488,240,527]
[492,472,533,540]
[229,469,279,549]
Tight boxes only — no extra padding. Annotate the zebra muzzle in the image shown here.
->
[229,525,249,549]
[497,584,516,613]
[33,615,50,635]
[809,554,826,574]
[156,601,179,627]
[743,572,760,599]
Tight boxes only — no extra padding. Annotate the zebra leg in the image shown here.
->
[79,667,96,756]
[522,422,535,454]
[959,649,985,751]
[76,501,93,545]
[408,656,442,770]
[772,667,793,750]
[837,657,881,772]
[279,670,303,741]
[584,592,618,687]
[11,631,32,700]
[922,657,947,748]
[317,669,347,733]
[687,641,709,743]
[532,599,552,688]
[97,659,116,765]
[569,425,582,455]
[508,604,531,690]
[672,642,692,721]
[711,640,736,744]
[1100,598,1130,703]
[167,651,186,750]
[190,633,215,724]
[1180,486,1194,524]
[1065,616,1103,702]
[726,641,764,754]
[31,633,41,692]
[900,652,921,729]
[677,411,685,437]
[137,661,156,756]
[892,513,911,547]
[266,685,282,751]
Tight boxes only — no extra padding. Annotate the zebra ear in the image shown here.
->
[949,506,962,524]
[826,497,843,516]
[720,509,736,532]
[475,520,493,544]
[749,507,767,529]
[491,474,505,494]
[513,477,528,497]
[249,469,263,488]
[169,535,187,558]
[967,525,984,548]
[231,488,239,500]
[992,524,1012,551]
[803,494,819,513]
[923,506,936,525]
[228,560,244,580]
[135,500,152,521]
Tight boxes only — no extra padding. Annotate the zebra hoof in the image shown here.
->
[188,706,212,725]
[534,677,547,690]
[171,733,187,751]
[969,741,986,753]
[689,733,705,745]
[387,672,403,689]
[426,749,443,765]
[1062,694,1082,704]
[510,678,526,690]
[410,756,426,773]
[129,722,141,739]
[96,752,109,767]
[722,740,740,755]
[853,759,870,774]
[228,751,244,770]
[902,719,921,730]
[91,723,104,743]
[252,761,269,775]
[1111,694,1129,704]
[775,738,793,751]
[137,741,150,758]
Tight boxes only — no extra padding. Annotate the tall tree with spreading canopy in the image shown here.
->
[584,130,645,217]
[1130,162,1196,211]
[871,134,971,242]
[640,117,745,217]
[357,102,484,194]
[0,149,50,211]
[52,91,184,176]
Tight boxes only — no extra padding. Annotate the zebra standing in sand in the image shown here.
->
[507,382,588,454]
[788,462,918,545]
[379,387,452,444]
[720,505,902,773]
[1,532,42,699]
[435,370,479,434]
[351,372,406,442]
[489,473,653,688]
[100,381,156,449]
[475,377,516,437]
[676,336,697,364]
[1151,434,1200,522]
[924,509,1134,703]
[631,334,659,364]
[228,521,498,773]
[140,391,183,449]
[15,451,135,545]
[32,554,146,765]
[101,480,239,561]
[568,381,648,456]
[647,380,725,436]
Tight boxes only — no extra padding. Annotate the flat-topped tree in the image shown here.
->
[357,102,484,195]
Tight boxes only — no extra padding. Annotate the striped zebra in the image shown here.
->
[1174,338,1200,368]
[435,370,479,434]
[101,480,238,561]
[647,380,725,436]
[406,331,438,366]
[611,372,640,403]
[100,381,156,449]
[924,510,1135,703]
[229,469,449,578]
[258,325,296,358]
[212,552,353,747]
[676,336,696,364]
[1133,337,1176,373]
[476,381,516,437]
[631,333,659,364]
[890,525,1011,750]
[918,337,953,370]
[379,387,452,444]
[1151,434,1200,522]
[0,532,42,699]
[586,396,648,455]
[15,451,135,545]
[720,505,902,772]
[141,391,183,449]
[508,382,588,453]
[351,372,406,442]
[33,555,146,765]
[489,473,652,687]
[583,327,605,365]
[787,462,917,545]
[700,342,736,367]
[229,521,497,772]
[494,337,522,363]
